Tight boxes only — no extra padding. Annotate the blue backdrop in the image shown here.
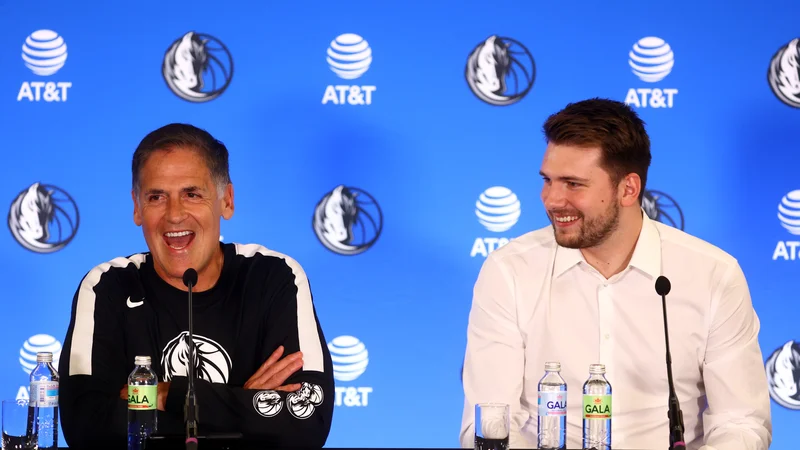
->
[1,1,798,448]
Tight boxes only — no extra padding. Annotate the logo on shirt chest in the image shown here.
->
[161,331,232,384]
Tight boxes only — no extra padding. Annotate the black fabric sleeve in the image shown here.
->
[163,257,334,448]
[58,271,129,448]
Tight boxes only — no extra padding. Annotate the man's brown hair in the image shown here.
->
[543,98,651,202]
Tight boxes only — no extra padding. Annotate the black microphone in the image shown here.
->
[182,268,199,450]
[655,275,686,450]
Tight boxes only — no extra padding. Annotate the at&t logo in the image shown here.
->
[322,34,376,106]
[328,335,372,407]
[773,189,800,260]
[18,30,72,102]
[471,186,521,257]
[624,37,678,109]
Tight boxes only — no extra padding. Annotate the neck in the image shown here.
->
[580,208,643,279]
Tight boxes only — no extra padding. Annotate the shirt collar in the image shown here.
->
[553,209,662,279]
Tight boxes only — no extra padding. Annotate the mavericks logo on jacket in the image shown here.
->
[161,331,232,383]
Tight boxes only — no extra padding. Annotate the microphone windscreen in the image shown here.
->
[655,275,671,296]
[183,268,198,288]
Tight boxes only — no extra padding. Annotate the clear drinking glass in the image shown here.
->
[475,403,510,450]
[2,399,37,450]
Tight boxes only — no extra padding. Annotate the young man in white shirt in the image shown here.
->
[459,98,772,450]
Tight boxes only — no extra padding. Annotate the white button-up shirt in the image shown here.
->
[460,213,771,450]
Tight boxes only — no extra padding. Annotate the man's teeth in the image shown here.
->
[555,216,579,223]
[165,231,193,237]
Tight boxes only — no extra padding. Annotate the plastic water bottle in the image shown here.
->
[30,351,59,449]
[537,361,567,449]
[127,356,158,450]
[582,364,612,450]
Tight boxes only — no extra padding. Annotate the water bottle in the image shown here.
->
[582,363,612,450]
[127,356,158,450]
[29,351,59,449]
[537,361,567,449]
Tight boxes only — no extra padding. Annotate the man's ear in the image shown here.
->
[132,190,142,226]
[620,173,641,208]
[221,183,234,220]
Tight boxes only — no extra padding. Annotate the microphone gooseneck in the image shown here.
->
[182,268,199,450]
[655,275,685,450]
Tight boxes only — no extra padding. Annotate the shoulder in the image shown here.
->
[482,225,557,274]
[78,252,149,293]
[654,222,747,295]
[71,252,149,312]
[655,222,740,269]
[229,243,315,313]
[229,243,309,283]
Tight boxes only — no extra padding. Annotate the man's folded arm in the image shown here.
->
[161,254,335,447]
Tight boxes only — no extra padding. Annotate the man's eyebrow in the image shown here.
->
[539,171,590,183]
[142,186,207,195]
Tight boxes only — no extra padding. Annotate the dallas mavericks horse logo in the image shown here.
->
[161,331,232,384]
[312,185,383,256]
[162,31,233,103]
[8,182,79,253]
[765,340,800,410]
[642,189,685,231]
[465,35,535,106]
[768,38,800,109]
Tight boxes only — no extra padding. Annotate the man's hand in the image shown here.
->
[157,382,170,411]
[244,345,303,392]
[120,382,171,411]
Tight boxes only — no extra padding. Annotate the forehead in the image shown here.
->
[540,143,606,176]
[139,147,213,185]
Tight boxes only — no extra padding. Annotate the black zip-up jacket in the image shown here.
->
[58,242,334,448]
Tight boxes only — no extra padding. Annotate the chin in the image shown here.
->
[556,239,578,249]
[554,234,582,249]
[153,254,190,278]
[160,263,188,280]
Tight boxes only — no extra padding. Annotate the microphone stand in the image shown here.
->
[184,272,199,450]
[658,277,686,450]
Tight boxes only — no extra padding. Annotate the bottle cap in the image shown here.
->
[135,356,152,366]
[589,363,606,374]
[36,352,53,363]
[544,361,561,372]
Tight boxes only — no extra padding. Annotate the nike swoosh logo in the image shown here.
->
[127,297,144,308]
